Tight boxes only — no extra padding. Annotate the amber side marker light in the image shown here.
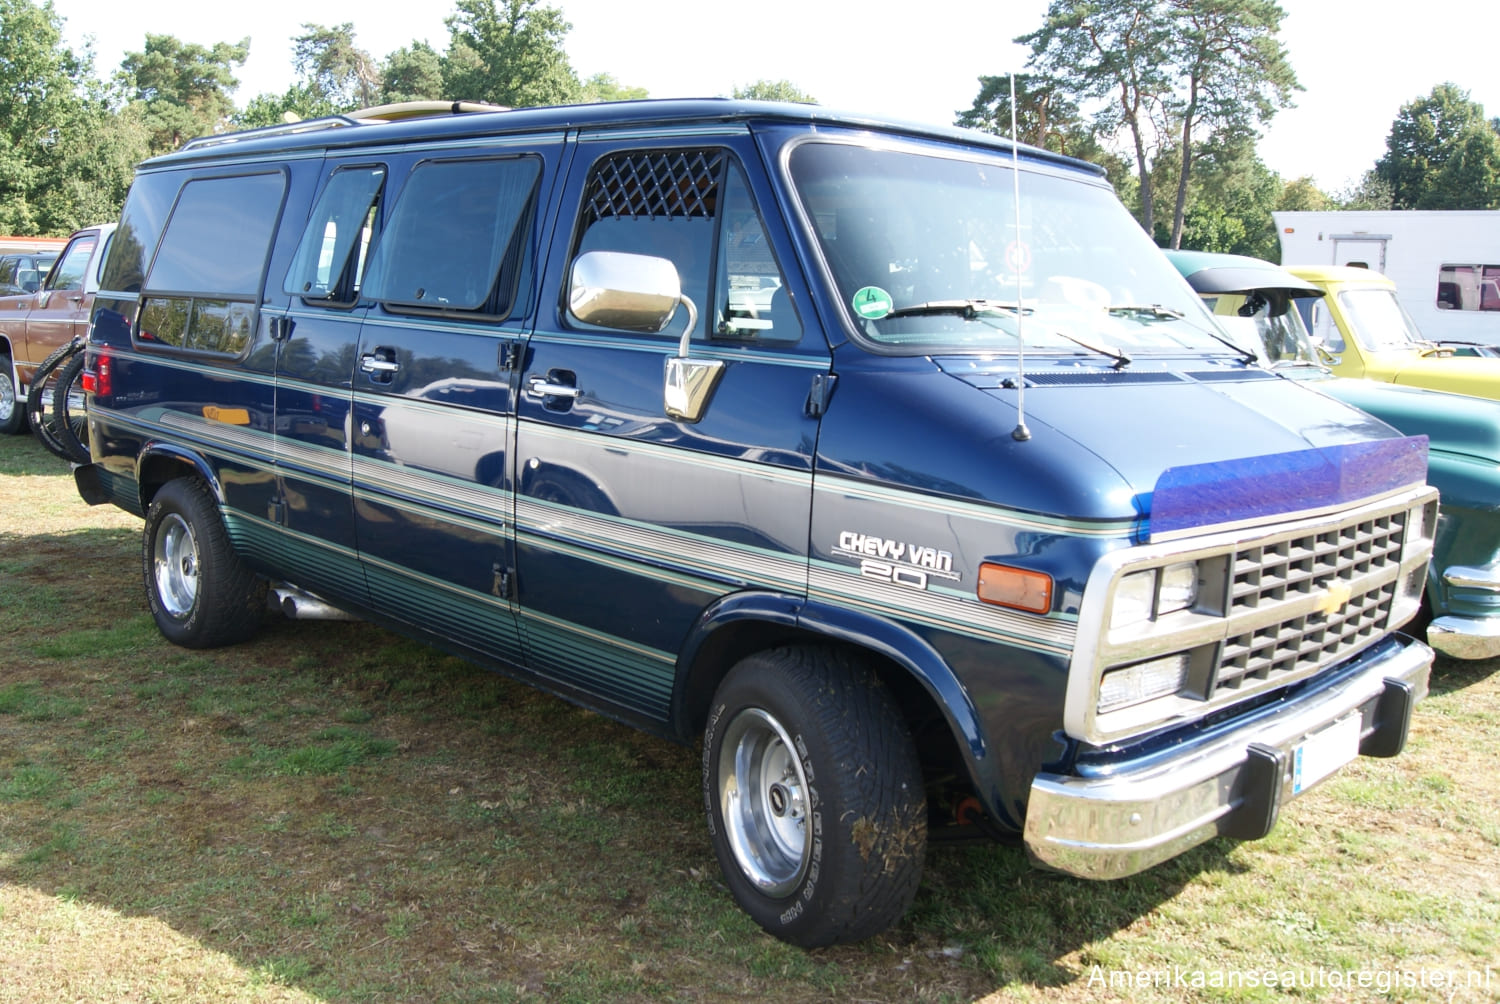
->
[977,563,1052,614]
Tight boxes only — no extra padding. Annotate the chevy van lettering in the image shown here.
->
[73,97,1436,951]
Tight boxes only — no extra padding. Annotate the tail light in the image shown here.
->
[84,352,112,397]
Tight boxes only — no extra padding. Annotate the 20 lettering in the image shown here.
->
[860,558,929,591]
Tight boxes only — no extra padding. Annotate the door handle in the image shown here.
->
[526,376,580,399]
[360,355,399,374]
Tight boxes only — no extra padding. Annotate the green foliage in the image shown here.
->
[293,23,379,111]
[1375,83,1500,210]
[120,33,249,153]
[577,73,647,103]
[441,0,580,107]
[1016,0,1297,246]
[731,79,817,104]
[0,0,141,234]
[955,73,1094,156]
[378,42,445,104]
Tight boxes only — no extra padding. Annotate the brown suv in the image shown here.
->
[0,224,114,435]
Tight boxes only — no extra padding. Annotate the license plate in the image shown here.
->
[1292,715,1361,794]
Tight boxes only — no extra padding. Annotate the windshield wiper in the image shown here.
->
[883,298,1032,320]
[885,298,1133,368]
[1106,303,1185,320]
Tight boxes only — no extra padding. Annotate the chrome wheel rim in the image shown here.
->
[153,513,199,618]
[717,707,811,897]
[0,373,13,422]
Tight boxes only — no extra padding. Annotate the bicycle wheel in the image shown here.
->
[49,351,91,464]
[26,340,83,462]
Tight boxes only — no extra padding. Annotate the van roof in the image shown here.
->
[1284,264,1398,287]
[146,98,1105,178]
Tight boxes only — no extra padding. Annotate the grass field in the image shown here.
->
[1,431,1497,1002]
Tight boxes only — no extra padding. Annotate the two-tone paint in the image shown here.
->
[78,102,1436,872]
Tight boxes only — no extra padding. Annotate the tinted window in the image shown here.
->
[363,157,540,313]
[284,165,386,304]
[100,172,183,293]
[1437,264,1500,311]
[145,173,287,296]
[46,236,98,292]
[138,296,254,354]
[713,161,800,343]
[570,148,720,340]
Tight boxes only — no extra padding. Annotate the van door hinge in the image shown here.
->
[499,340,522,372]
[805,372,837,417]
[491,563,514,599]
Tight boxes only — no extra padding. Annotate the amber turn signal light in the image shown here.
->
[977,563,1052,614]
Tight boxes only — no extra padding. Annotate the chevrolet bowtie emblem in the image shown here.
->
[1317,582,1353,617]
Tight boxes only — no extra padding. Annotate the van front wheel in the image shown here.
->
[702,647,927,947]
[0,353,24,435]
[143,477,265,648]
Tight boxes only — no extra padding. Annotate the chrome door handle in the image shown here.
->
[360,356,399,373]
[527,376,579,399]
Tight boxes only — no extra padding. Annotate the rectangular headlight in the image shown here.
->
[1098,653,1190,713]
[1111,569,1156,629]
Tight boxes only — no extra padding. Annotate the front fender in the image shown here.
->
[671,590,999,819]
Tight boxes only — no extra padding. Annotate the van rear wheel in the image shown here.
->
[702,646,927,947]
[143,477,266,648]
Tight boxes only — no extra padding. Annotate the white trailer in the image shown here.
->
[1273,210,1500,346]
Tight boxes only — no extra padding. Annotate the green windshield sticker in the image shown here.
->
[852,286,894,319]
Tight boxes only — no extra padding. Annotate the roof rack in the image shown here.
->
[179,100,509,152]
[348,100,510,121]
[180,114,360,151]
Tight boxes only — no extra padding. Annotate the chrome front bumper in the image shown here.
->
[1023,636,1432,880]
[1427,564,1500,661]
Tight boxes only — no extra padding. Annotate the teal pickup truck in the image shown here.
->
[1170,251,1500,660]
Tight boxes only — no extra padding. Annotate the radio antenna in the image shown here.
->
[1009,72,1031,441]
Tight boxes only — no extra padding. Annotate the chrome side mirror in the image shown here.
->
[568,250,724,423]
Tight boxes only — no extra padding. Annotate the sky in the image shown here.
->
[49,0,1500,193]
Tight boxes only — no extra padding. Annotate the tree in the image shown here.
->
[955,73,1095,156]
[380,42,445,104]
[1375,83,1500,210]
[1277,176,1331,213]
[0,0,144,234]
[1018,0,1175,235]
[1420,124,1500,209]
[120,33,249,153]
[441,0,579,107]
[578,72,647,103]
[1161,0,1298,248]
[732,79,817,104]
[293,23,380,111]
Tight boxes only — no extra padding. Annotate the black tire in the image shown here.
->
[24,340,80,459]
[702,646,927,947]
[50,351,90,463]
[0,353,24,435]
[142,477,266,648]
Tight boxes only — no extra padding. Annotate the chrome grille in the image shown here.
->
[1217,582,1394,693]
[1228,511,1406,611]
[1068,485,1438,746]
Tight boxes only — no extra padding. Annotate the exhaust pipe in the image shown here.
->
[269,584,359,621]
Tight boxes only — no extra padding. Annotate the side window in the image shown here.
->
[45,236,98,292]
[284,166,385,305]
[570,148,722,340]
[363,156,540,315]
[137,172,286,355]
[1437,264,1500,311]
[0,259,15,287]
[1308,299,1344,353]
[714,162,801,342]
[100,172,185,294]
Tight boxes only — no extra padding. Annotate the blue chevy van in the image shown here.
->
[75,100,1437,946]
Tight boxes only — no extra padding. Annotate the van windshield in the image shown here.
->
[787,141,1226,355]
[1337,287,1429,351]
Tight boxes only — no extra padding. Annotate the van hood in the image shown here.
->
[1317,376,1500,461]
[1379,351,1500,400]
[934,358,1422,531]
